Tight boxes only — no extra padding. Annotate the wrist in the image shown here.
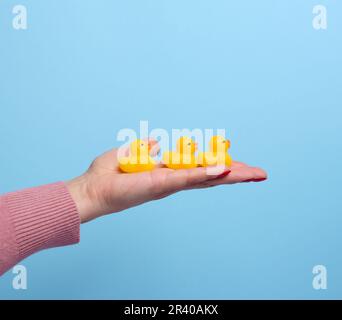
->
[65,174,100,223]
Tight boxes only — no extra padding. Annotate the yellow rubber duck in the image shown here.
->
[197,135,232,167]
[119,139,156,173]
[163,136,198,169]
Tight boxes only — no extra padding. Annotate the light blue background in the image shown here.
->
[1,0,341,299]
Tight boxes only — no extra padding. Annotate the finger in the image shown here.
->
[91,137,158,171]
[216,166,267,184]
[163,167,231,193]
[90,148,121,172]
[191,166,267,188]
[231,160,248,168]
[248,167,268,181]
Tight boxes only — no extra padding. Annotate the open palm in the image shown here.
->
[67,140,267,222]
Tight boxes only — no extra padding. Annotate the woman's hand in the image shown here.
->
[66,139,267,223]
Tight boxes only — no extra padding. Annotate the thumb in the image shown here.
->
[162,167,231,194]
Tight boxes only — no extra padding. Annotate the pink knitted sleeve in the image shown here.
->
[0,182,80,276]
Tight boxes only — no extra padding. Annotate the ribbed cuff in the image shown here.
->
[4,182,80,260]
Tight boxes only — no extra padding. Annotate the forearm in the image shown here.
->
[0,182,80,276]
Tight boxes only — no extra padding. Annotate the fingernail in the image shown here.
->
[253,178,267,182]
[242,179,254,183]
[216,170,231,179]
[243,178,267,183]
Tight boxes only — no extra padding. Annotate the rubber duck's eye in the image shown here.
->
[222,140,226,143]
[141,144,144,147]
[188,143,191,146]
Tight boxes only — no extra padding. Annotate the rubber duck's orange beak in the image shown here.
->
[148,139,158,151]
[148,139,161,156]
[226,139,231,149]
